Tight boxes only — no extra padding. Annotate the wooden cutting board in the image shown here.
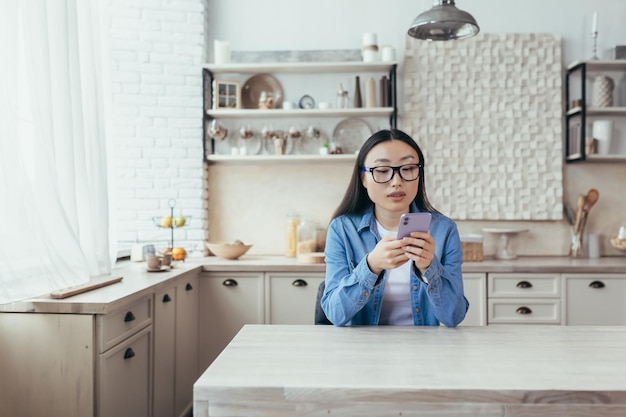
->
[50,276,123,299]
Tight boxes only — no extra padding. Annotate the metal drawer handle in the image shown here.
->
[516,281,533,289]
[292,279,308,287]
[124,311,136,322]
[222,279,238,287]
[516,306,532,315]
[185,283,193,291]
[162,294,172,303]
[589,281,605,289]
[124,348,135,360]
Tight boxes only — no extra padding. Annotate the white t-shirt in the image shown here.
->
[376,221,413,325]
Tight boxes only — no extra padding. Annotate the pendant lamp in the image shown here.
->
[408,0,479,41]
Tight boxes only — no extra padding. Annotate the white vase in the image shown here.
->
[592,75,614,107]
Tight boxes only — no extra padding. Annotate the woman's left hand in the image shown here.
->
[400,231,435,274]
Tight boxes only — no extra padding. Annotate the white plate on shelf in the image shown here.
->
[236,135,263,155]
[296,134,326,155]
[212,133,236,155]
[332,118,372,154]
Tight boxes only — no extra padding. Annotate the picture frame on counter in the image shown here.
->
[212,79,241,109]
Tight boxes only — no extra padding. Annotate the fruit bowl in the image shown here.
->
[152,215,191,229]
[610,237,626,252]
[206,241,252,260]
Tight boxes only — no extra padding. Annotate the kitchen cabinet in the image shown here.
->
[265,272,325,324]
[201,61,397,162]
[153,273,198,417]
[0,295,154,417]
[96,295,153,417]
[459,273,487,326]
[198,272,264,370]
[565,60,626,162]
[487,273,561,324]
[563,273,626,325]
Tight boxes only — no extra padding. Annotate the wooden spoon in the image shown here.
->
[573,194,586,234]
[584,188,599,213]
[576,189,600,235]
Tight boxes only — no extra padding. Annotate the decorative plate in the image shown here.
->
[332,118,373,154]
[241,74,283,109]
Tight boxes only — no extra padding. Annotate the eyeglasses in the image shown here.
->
[361,163,422,183]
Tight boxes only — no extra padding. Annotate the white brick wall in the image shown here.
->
[108,0,207,253]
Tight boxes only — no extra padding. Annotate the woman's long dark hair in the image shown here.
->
[331,129,439,220]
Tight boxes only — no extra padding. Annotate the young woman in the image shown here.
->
[322,129,468,326]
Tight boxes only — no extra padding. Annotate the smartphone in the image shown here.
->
[397,213,432,239]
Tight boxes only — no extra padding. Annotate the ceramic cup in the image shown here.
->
[161,252,172,266]
[146,255,162,270]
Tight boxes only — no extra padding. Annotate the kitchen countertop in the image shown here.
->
[193,324,626,417]
[1,255,624,314]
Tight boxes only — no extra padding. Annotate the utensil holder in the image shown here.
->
[569,228,584,257]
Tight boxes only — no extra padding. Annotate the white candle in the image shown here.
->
[214,40,231,64]
[592,12,598,34]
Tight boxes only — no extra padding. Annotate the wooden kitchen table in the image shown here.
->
[194,324,626,417]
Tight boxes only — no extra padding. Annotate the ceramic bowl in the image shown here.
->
[206,241,252,260]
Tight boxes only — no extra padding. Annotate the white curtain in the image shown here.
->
[0,0,114,304]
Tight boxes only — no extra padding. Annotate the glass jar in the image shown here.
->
[336,84,349,109]
[297,217,316,256]
[285,211,300,257]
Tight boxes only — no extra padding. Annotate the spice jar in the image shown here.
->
[285,211,300,257]
[336,84,349,109]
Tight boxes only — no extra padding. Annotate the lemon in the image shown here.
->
[160,215,172,228]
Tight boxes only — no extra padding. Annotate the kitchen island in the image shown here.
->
[194,324,626,417]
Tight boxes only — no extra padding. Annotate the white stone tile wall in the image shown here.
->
[403,33,563,220]
[108,0,207,252]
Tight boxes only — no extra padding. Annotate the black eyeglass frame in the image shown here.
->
[361,163,423,184]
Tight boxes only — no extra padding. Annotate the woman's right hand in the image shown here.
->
[366,236,410,275]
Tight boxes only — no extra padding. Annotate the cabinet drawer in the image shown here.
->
[563,274,626,325]
[488,273,560,298]
[266,273,325,325]
[488,299,560,324]
[98,296,152,353]
[98,325,152,417]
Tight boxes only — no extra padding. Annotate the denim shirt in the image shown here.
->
[322,203,468,327]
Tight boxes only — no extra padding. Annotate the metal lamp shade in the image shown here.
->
[408,0,479,41]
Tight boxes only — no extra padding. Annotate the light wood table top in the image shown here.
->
[194,324,626,417]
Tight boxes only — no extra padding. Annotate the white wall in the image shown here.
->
[108,0,207,254]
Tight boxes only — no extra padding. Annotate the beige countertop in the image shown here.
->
[1,255,624,314]
[193,324,626,416]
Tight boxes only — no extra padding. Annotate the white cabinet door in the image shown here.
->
[98,326,152,417]
[153,285,176,417]
[460,273,486,326]
[563,273,626,325]
[266,273,325,324]
[175,275,199,416]
[198,272,264,370]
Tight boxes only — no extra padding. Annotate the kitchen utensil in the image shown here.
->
[573,194,586,235]
[563,204,576,226]
[241,74,283,109]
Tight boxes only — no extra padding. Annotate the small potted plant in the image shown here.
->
[319,142,329,155]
